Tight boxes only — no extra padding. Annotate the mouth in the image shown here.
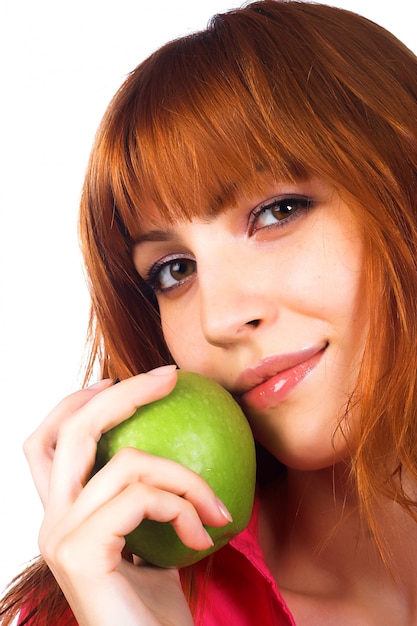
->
[235,342,328,410]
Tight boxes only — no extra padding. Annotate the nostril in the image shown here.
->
[246,319,260,327]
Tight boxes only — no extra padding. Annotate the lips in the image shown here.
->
[236,343,327,411]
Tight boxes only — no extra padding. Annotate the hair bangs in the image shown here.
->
[104,0,417,244]
[102,14,332,240]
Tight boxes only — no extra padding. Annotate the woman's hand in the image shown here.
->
[24,366,229,626]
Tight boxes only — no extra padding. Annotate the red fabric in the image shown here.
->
[18,603,74,625]
[19,497,295,625]
[194,496,295,625]
[17,599,74,625]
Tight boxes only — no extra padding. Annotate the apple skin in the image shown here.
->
[93,370,256,568]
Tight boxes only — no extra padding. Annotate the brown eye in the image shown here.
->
[271,200,298,219]
[169,260,195,282]
[156,258,196,291]
[251,196,311,233]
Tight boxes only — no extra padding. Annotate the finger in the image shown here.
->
[117,482,214,551]
[48,368,178,513]
[60,448,231,534]
[24,379,114,507]
[43,482,214,577]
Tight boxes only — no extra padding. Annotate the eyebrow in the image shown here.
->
[133,228,177,245]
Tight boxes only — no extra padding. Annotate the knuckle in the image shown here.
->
[110,447,156,476]
[112,446,141,464]
[22,433,35,459]
[38,524,58,564]
[53,537,77,571]
[23,429,46,463]
[176,496,196,517]
[39,524,80,575]
[23,392,89,459]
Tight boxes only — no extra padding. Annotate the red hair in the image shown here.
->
[2,1,417,623]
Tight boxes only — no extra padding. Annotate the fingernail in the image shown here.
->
[88,378,113,390]
[148,364,177,376]
[203,528,214,547]
[216,498,233,523]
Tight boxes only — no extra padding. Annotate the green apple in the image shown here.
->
[93,370,256,568]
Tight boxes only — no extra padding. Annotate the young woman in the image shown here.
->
[2,1,417,624]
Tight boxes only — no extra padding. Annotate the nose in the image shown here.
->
[198,255,274,347]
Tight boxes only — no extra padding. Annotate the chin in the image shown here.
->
[260,438,350,472]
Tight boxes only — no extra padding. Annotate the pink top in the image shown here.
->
[193,495,296,625]
[19,496,295,625]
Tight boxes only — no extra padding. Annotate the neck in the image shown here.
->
[259,464,417,598]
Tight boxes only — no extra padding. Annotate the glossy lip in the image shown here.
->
[235,343,328,411]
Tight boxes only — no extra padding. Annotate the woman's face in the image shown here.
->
[133,178,368,470]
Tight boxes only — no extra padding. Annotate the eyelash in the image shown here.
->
[248,195,312,234]
[145,255,196,294]
[144,195,313,293]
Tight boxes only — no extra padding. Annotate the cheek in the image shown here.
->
[160,313,183,363]
[246,369,359,471]
[298,231,366,327]
[160,304,203,370]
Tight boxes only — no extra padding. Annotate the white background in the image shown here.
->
[1,0,415,595]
